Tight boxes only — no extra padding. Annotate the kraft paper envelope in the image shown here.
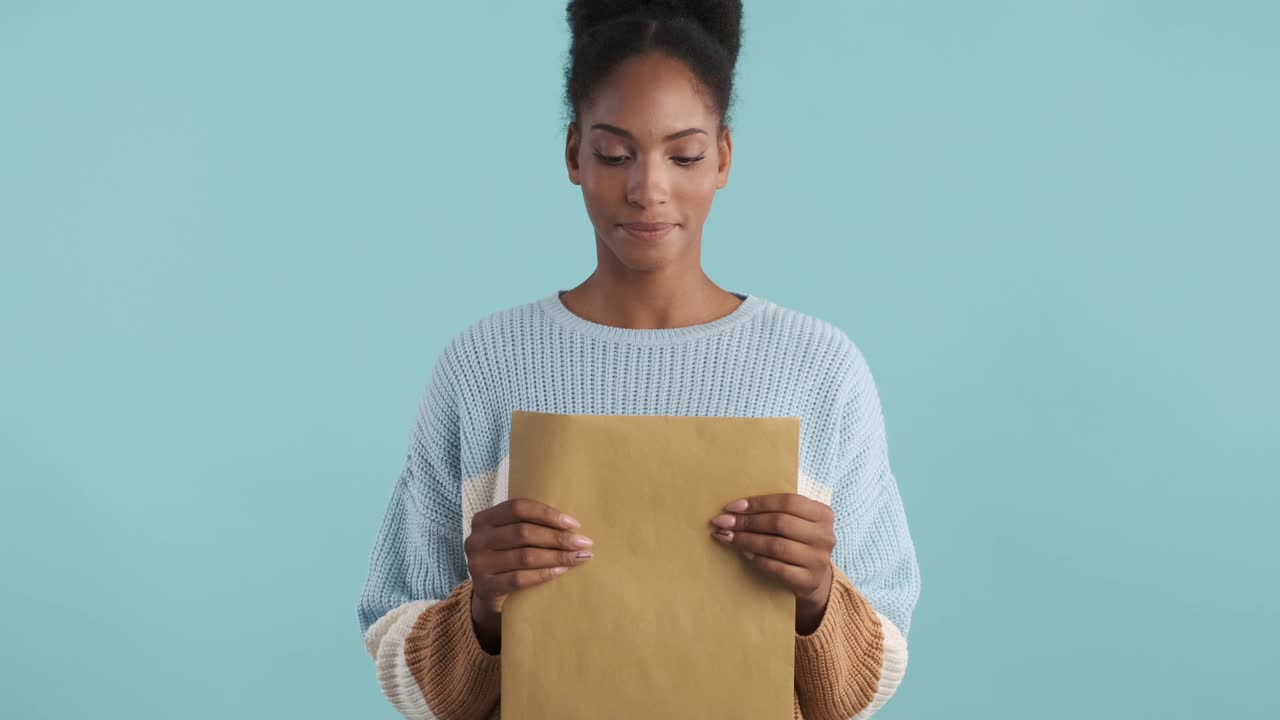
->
[502,410,800,719]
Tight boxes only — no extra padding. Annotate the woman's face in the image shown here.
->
[566,51,732,272]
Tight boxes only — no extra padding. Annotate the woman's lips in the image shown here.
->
[620,223,675,241]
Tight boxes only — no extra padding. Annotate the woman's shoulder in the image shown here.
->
[754,295,874,386]
[430,295,547,361]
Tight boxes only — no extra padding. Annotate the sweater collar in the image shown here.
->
[536,289,768,346]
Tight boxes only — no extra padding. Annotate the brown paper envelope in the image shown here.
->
[502,410,799,719]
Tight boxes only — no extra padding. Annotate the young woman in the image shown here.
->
[357,2,920,718]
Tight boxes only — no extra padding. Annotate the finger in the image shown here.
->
[488,546,593,574]
[479,497,580,531]
[484,522,593,552]
[723,493,832,523]
[745,553,811,593]
[710,511,829,547]
[490,565,570,594]
[713,528,817,567]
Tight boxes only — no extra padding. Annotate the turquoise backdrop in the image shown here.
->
[2,1,1276,717]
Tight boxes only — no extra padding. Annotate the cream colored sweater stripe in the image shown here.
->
[851,611,908,719]
[363,599,438,719]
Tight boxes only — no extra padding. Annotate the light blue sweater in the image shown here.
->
[357,288,921,650]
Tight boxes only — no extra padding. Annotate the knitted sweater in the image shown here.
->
[357,289,921,719]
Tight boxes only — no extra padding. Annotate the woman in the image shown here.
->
[357,1,921,718]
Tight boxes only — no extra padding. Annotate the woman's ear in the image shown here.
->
[566,122,582,186]
[716,125,732,189]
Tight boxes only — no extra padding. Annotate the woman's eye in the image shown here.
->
[594,151,627,165]
[593,151,706,167]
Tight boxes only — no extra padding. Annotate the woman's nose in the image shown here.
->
[626,158,670,207]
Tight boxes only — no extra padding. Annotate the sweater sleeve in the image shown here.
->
[793,342,920,719]
[356,342,502,719]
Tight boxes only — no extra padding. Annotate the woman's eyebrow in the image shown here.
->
[590,123,707,142]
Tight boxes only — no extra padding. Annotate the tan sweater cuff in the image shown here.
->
[404,577,502,719]
[793,562,885,719]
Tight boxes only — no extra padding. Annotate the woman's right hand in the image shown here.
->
[464,497,594,653]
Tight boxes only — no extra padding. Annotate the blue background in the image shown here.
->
[2,1,1276,717]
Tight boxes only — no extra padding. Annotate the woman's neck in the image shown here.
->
[558,275,743,330]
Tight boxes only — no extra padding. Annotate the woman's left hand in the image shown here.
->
[710,494,836,633]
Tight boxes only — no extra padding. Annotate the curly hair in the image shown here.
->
[563,0,744,132]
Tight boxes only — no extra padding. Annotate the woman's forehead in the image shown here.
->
[581,54,717,137]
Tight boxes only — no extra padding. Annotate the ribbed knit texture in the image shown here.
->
[357,289,921,719]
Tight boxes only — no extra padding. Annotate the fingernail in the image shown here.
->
[561,514,581,528]
[713,529,733,541]
[724,499,748,512]
[572,534,593,548]
[744,551,756,559]
[574,551,593,560]
[552,566,568,575]
[710,514,735,529]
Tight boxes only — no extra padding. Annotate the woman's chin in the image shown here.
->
[609,245,679,272]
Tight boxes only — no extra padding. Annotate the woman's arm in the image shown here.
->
[357,342,502,720]
[792,343,920,720]
[793,559,910,719]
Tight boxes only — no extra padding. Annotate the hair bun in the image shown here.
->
[567,0,742,65]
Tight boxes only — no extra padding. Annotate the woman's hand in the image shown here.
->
[464,498,594,653]
[709,494,837,634]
